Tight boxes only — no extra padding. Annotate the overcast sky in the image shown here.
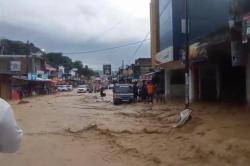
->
[0,0,151,70]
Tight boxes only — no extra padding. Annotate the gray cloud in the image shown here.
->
[0,0,150,70]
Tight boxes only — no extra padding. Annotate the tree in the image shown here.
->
[44,53,73,68]
[0,39,41,55]
[72,60,83,70]
[45,52,97,78]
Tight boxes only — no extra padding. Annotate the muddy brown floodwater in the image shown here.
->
[1,90,250,166]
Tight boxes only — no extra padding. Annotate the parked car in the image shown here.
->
[77,85,88,93]
[57,85,68,92]
[108,84,114,89]
[66,85,73,91]
[113,84,134,105]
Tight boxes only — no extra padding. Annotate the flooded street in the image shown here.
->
[1,90,250,166]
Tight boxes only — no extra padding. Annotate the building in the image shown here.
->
[0,54,48,99]
[116,58,152,83]
[134,58,152,79]
[150,0,186,98]
[45,63,57,79]
[0,74,12,100]
[58,65,65,78]
[150,0,250,103]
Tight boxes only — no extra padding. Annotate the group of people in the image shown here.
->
[133,80,164,104]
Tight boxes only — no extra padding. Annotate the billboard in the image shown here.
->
[10,61,21,72]
[103,64,111,75]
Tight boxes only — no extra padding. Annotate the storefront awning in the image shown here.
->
[142,71,162,81]
[158,60,185,70]
[12,76,51,82]
[45,63,57,72]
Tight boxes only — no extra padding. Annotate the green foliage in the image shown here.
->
[78,65,97,78]
[44,53,73,68]
[0,39,41,55]
[0,38,97,78]
[72,60,83,70]
[45,52,96,78]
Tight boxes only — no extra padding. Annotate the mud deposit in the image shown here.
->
[1,90,250,166]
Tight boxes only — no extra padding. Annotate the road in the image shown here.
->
[1,90,250,166]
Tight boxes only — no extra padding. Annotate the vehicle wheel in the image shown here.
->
[113,100,119,105]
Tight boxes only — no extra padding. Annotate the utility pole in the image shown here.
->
[26,40,30,75]
[185,0,190,109]
[122,60,124,69]
[0,40,3,55]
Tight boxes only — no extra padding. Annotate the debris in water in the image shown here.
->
[18,100,30,104]
[173,109,192,128]
[66,124,97,133]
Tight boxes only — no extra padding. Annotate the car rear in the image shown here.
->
[113,84,133,105]
[57,85,68,92]
[66,85,73,91]
[77,85,87,93]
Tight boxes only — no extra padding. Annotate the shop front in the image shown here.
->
[0,74,12,100]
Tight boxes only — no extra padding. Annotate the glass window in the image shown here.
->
[159,0,173,51]
[189,0,230,41]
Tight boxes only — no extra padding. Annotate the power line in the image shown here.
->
[131,32,150,60]
[86,11,136,43]
[63,39,150,55]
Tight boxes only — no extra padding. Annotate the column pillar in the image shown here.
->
[198,67,202,100]
[246,51,250,108]
[164,69,171,99]
[189,67,195,102]
[216,66,221,100]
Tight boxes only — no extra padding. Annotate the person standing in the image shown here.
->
[100,87,106,101]
[0,98,23,153]
[156,84,164,103]
[139,80,147,102]
[146,81,156,104]
[133,82,138,102]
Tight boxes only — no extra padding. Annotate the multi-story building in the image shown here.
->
[150,0,250,103]
[134,58,152,79]
[0,54,47,99]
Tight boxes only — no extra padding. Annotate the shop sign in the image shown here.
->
[242,13,250,43]
[231,41,245,67]
[42,73,48,79]
[37,70,44,75]
[28,73,37,80]
[156,46,173,64]
[189,42,208,61]
[10,61,21,72]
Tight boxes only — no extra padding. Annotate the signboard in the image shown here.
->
[156,46,173,63]
[103,64,111,75]
[28,73,37,80]
[10,61,21,72]
[231,41,245,67]
[42,73,48,80]
[189,42,208,61]
[247,26,250,35]
[181,19,186,34]
[242,13,250,43]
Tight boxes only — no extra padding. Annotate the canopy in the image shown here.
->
[45,63,57,72]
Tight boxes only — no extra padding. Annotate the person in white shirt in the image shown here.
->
[0,98,23,153]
